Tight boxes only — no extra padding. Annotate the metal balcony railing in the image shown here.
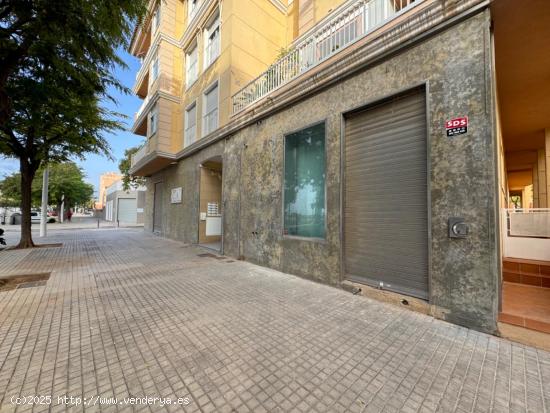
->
[231,0,420,115]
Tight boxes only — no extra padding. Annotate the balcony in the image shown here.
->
[133,43,159,97]
[132,73,182,135]
[231,0,420,114]
[131,144,148,167]
[130,133,176,177]
[131,23,152,59]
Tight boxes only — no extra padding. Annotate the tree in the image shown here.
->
[0,172,21,208]
[44,163,94,214]
[119,146,146,191]
[0,162,94,212]
[0,0,147,248]
[0,1,148,126]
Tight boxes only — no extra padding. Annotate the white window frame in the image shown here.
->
[184,102,197,147]
[151,52,160,82]
[202,81,219,137]
[203,10,220,69]
[188,0,199,21]
[185,42,198,89]
[149,105,159,137]
[152,5,161,33]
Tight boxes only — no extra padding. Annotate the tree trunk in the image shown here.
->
[0,89,10,126]
[16,157,37,249]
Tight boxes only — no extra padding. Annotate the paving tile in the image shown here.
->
[0,229,548,412]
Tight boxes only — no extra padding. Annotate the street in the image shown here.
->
[0,228,549,412]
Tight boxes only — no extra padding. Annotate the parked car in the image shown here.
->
[30,211,41,224]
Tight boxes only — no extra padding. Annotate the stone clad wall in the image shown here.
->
[145,10,499,333]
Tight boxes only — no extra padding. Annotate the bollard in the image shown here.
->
[97,218,99,228]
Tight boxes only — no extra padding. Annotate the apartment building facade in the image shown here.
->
[95,172,122,210]
[129,0,550,337]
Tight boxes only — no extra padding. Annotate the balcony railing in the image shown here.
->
[507,208,550,238]
[131,144,148,167]
[502,208,550,262]
[231,0,419,114]
[135,94,152,122]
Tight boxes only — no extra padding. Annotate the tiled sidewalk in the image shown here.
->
[0,229,549,412]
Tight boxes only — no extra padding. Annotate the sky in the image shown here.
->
[0,47,144,199]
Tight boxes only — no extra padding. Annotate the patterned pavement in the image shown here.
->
[0,228,548,412]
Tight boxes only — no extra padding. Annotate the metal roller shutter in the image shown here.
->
[117,198,137,224]
[344,88,429,299]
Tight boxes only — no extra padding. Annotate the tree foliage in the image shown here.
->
[39,163,94,211]
[0,172,20,207]
[119,146,146,191]
[0,0,148,125]
[0,162,94,210]
[0,0,148,247]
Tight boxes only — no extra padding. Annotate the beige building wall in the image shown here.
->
[131,0,378,176]
[229,0,288,98]
[97,172,122,210]
[546,128,550,206]
[507,170,533,209]
[176,0,289,151]
[538,148,547,208]
[290,0,348,38]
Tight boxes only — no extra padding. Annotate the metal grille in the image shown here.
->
[231,0,419,114]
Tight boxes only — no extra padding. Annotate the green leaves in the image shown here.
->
[0,0,148,163]
[0,0,147,247]
[119,146,146,191]
[0,162,94,209]
[0,171,21,207]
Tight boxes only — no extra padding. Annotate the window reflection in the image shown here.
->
[284,122,326,238]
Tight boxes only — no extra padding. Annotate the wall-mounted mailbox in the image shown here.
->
[449,217,469,238]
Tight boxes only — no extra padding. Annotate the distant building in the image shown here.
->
[95,172,122,210]
[104,180,146,225]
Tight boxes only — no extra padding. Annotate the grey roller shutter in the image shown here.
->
[117,198,137,224]
[344,88,429,299]
[153,182,164,233]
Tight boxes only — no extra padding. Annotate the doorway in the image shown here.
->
[492,0,550,334]
[198,157,223,252]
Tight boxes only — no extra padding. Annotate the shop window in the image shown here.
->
[283,122,326,238]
